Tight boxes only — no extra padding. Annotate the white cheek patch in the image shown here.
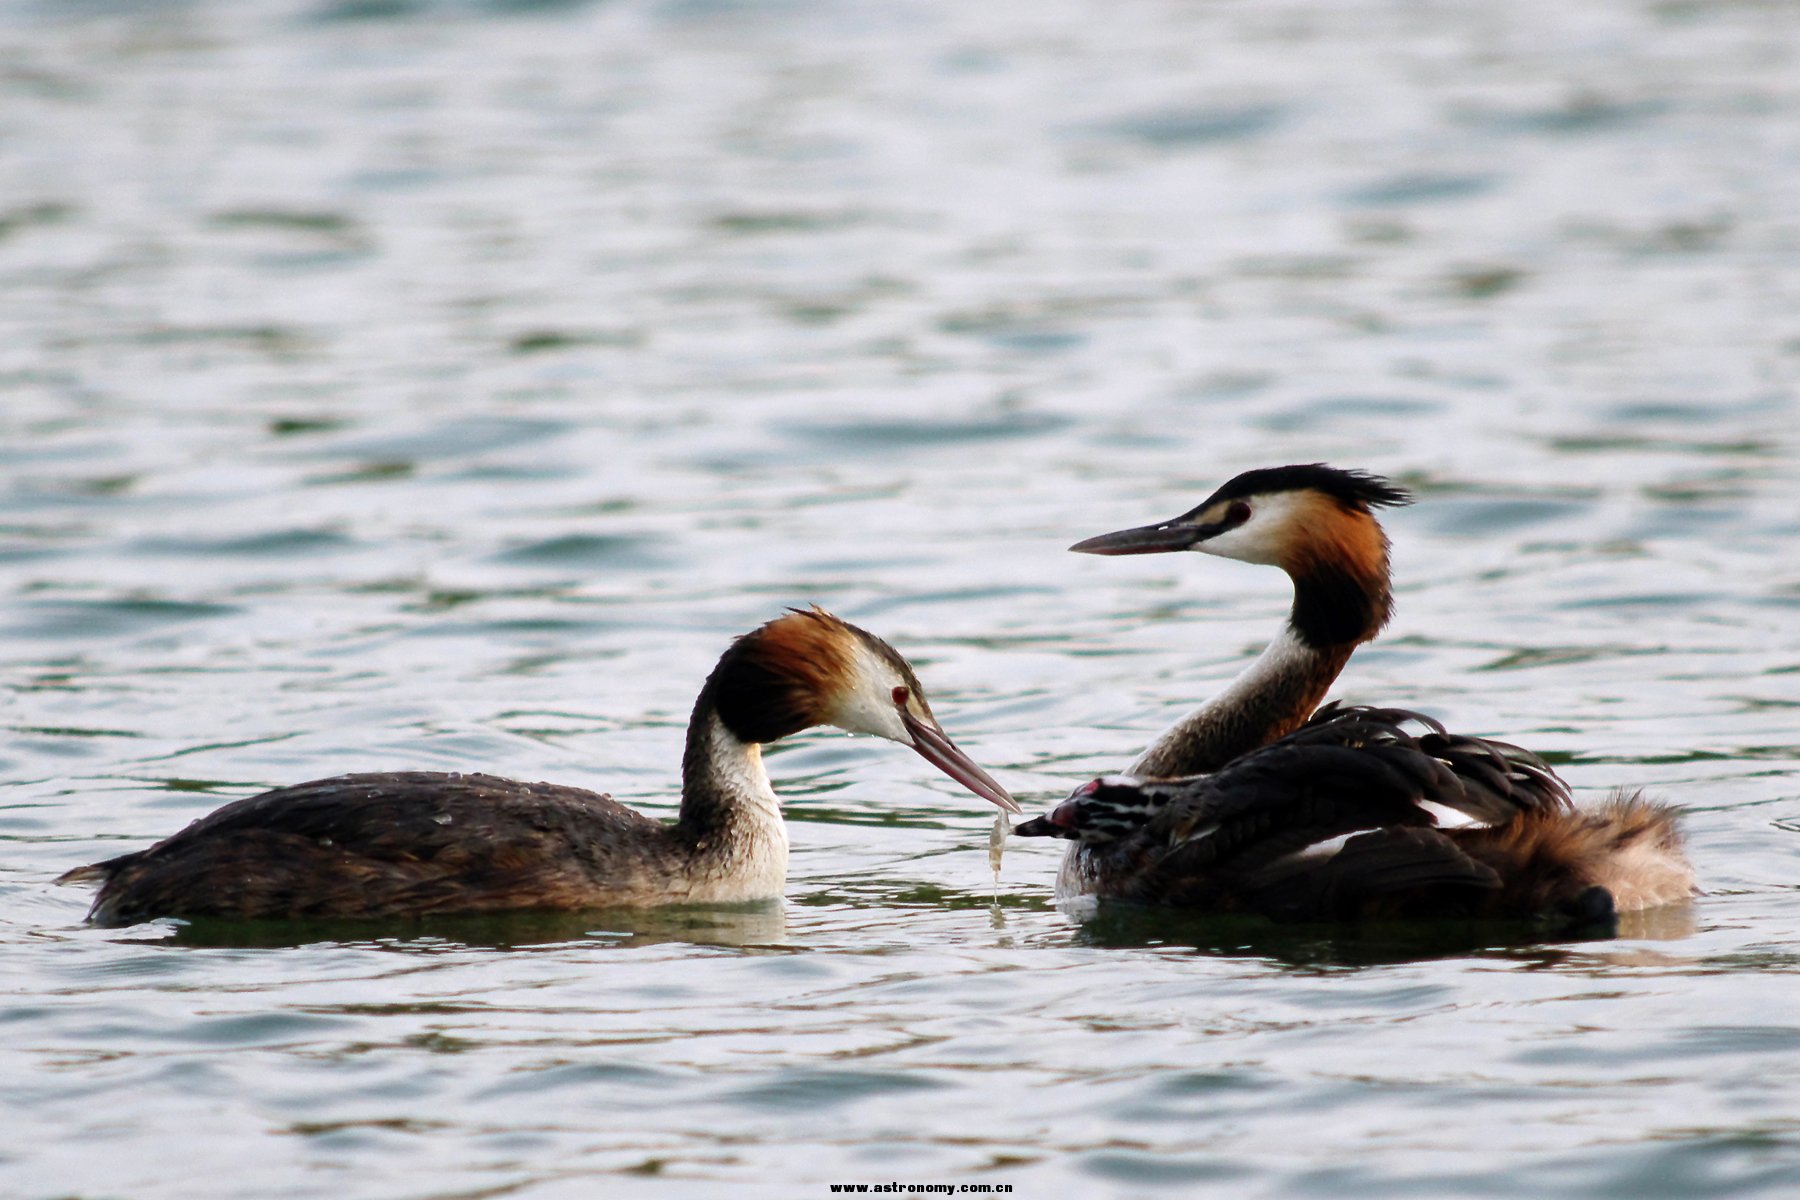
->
[825,643,912,744]
[1197,491,1308,566]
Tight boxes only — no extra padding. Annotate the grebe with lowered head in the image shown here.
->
[1015,465,1694,925]
[61,608,1017,925]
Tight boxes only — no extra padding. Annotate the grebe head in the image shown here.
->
[1069,464,1413,646]
[1013,775,1172,846]
[708,608,1019,812]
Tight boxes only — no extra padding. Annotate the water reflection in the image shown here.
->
[1063,901,1694,969]
[146,902,790,952]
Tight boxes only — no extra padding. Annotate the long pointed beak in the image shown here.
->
[902,711,1019,813]
[1069,520,1202,556]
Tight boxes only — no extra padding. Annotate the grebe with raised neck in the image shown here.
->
[1016,465,1694,925]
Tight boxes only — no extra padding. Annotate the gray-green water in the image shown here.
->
[4,1,1800,1196]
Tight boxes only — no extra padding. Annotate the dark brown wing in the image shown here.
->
[1300,703,1570,822]
[1028,706,1464,855]
[1243,826,1502,921]
[1112,727,1451,905]
[65,772,676,924]
[1034,705,1569,917]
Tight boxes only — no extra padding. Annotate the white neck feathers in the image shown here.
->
[677,713,789,903]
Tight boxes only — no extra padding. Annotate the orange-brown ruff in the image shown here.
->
[758,607,855,698]
[1026,465,1695,926]
[60,609,1015,925]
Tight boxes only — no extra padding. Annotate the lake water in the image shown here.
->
[4,0,1800,1196]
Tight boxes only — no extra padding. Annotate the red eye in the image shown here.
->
[892,686,910,706]
[1227,501,1251,525]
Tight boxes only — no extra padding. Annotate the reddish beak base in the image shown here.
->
[1068,521,1202,556]
[903,712,1019,813]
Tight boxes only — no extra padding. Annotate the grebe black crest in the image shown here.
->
[1025,465,1695,925]
[61,608,1016,925]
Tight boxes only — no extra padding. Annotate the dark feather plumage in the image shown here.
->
[62,772,687,924]
[1194,463,1414,515]
[1019,704,1676,924]
[1021,706,1566,845]
[1249,827,1502,923]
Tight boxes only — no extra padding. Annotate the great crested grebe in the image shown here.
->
[61,608,1017,925]
[1015,465,1695,924]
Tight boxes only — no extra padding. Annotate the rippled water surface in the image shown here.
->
[5,1,1800,1196]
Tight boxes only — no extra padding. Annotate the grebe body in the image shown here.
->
[62,609,1015,924]
[1017,466,1694,925]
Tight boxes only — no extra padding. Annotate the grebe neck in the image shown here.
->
[673,707,789,900]
[1127,539,1391,778]
[1128,625,1355,779]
